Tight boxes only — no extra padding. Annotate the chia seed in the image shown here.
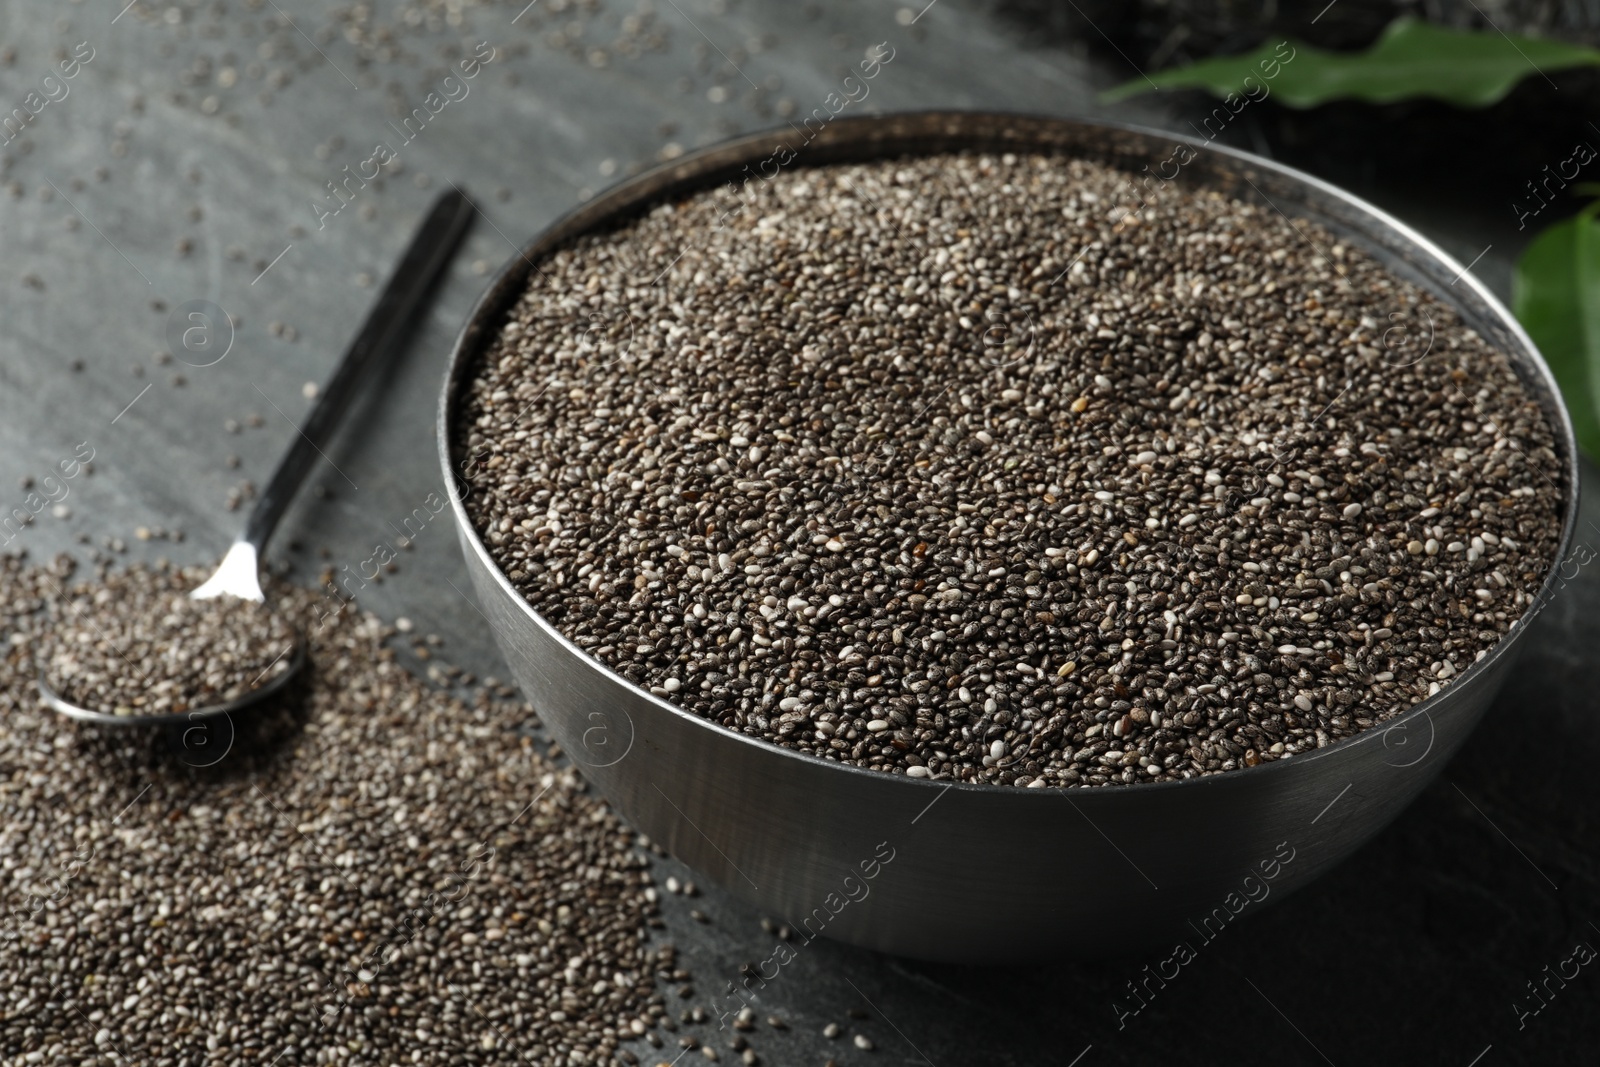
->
[455,150,1564,788]
[3,555,676,1063]
[43,563,298,716]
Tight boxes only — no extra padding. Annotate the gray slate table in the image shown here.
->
[2,0,1596,1062]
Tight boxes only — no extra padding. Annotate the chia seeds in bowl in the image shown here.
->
[453,148,1565,789]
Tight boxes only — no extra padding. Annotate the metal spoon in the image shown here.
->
[40,188,476,726]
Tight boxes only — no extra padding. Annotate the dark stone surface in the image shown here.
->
[2,0,1596,1063]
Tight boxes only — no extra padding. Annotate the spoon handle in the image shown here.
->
[241,188,476,552]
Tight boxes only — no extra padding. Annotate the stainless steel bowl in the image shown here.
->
[438,112,1578,962]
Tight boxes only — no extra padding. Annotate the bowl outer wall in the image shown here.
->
[438,112,1580,963]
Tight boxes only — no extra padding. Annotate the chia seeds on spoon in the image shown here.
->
[43,564,298,717]
[455,150,1564,788]
[2,555,676,1064]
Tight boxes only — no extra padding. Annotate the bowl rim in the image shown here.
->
[437,108,1581,801]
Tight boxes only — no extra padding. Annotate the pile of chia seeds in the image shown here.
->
[43,565,298,717]
[2,556,675,1065]
[455,151,1564,788]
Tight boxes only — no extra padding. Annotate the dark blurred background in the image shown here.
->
[991,0,1600,266]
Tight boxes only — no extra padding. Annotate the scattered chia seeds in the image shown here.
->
[456,150,1565,788]
[43,564,299,717]
[2,555,676,1064]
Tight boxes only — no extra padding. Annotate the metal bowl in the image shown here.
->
[438,112,1578,962]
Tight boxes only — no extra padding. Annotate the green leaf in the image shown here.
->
[1103,17,1600,108]
[1513,204,1600,459]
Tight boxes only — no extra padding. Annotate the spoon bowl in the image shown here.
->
[38,638,306,727]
